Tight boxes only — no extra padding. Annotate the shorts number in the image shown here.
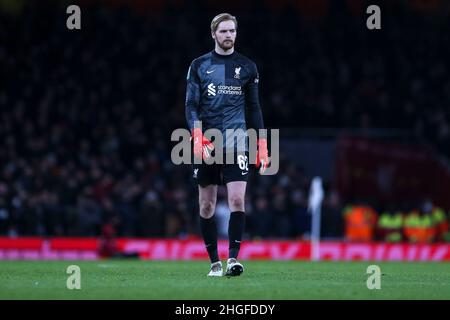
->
[238,155,248,171]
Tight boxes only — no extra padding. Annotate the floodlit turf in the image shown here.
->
[0,260,449,300]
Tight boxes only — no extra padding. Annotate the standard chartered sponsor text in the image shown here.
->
[218,85,243,95]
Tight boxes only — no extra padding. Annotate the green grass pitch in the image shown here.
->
[1,260,449,300]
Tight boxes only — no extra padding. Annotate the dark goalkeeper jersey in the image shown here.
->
[185,50,264,152]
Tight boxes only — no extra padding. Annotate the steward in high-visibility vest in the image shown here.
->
[377,211,403,242]
[344,205,377,242]
[403,211,436,243]
[432,207,449,242]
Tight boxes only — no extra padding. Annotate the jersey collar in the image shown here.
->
[212,50,236,59]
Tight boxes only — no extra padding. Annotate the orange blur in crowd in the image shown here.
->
[344,204,449,243]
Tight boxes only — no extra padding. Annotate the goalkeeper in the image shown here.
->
[185,13,268,277]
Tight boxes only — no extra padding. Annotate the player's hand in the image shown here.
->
[255,138,269,174]
[192,128,214,160]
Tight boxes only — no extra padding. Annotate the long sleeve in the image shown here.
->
[245,63,266,138]
[185,62,201,132]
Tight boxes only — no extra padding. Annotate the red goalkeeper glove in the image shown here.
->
[255,138,269,174]
[192,128,214,160]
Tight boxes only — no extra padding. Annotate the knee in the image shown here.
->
[200,200,216,218]
[229,195,245,211]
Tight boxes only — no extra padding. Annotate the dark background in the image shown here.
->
[0,0,449,240]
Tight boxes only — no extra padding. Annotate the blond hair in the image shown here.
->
[210,13,237,33]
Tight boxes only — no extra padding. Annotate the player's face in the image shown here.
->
[212,20,236,50]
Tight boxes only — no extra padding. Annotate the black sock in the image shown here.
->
[228,211,245,259]
[200,216,219,263]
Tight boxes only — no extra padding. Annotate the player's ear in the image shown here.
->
[211,31,215,40]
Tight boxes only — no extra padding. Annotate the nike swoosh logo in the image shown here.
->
[241,172,248,175]
[206,69,215,74]
[235,240,241,243]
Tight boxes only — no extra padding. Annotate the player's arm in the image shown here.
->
[185,61,214,159]
[246,62,269,173]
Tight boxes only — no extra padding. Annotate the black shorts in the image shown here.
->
[192,152,250,187]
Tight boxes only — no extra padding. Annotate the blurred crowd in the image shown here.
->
[343,200,450,243]
[0,1,449,240]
